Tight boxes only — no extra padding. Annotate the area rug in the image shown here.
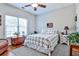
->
[12,46,46,56]
[52,44,69,56]
[12,44,69,56]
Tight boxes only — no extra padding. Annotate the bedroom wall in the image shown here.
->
[0,3,36,39]
[36,4,76,33]
[75,4,79,31]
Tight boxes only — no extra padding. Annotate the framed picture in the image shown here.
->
[0,15,2,25]
[75,15,77,22]
[47,23,53,28]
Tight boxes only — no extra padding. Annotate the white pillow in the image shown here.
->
[41,28,58,34]
[45,31,54,34]
[46,28,57,34]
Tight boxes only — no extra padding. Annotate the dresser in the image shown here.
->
[11,36,25,46]
[70,44,79,56]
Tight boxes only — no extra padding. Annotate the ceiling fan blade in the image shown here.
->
[34,7,37,11]
[38,4,46,8]
[22,4,31,8]
[24,4,31,7]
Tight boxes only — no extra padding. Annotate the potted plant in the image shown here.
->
[68,32,79,44]
[13,32,19,37]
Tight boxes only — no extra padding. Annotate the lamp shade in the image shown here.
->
[64,26,69,30]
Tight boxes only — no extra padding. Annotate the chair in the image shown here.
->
[0,39,8,55]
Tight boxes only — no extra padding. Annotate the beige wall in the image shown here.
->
[36,4,76,33]
[0,3,36,38]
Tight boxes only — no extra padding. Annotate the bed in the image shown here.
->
[24,29,59,56]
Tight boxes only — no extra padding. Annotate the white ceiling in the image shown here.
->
[9,3,74,15]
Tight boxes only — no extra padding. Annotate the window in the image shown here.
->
[19,18,27,36]
[5,15,27,37]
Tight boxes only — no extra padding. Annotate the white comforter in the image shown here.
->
[25,33,58,55]
[27,33,57,41]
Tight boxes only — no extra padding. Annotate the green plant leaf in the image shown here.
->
[68,32,79,44]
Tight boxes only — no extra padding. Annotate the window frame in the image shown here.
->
[5,15,28,38]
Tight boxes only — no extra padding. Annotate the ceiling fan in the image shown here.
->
[22,3,46,11]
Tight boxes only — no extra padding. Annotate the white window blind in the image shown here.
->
[19,18,27,36]
[5,15,27,37]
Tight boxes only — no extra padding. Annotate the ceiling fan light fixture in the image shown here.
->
[22,3,46,11]
[31,3,38,7]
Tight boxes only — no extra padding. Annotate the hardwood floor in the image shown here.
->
[1,45,23,56]
[1,44,79,56]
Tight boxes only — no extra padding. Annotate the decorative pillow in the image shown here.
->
[41,28,58,34]
[46,28,58,34]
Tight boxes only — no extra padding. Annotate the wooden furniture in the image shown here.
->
[70,44,79,56]
[11,36,25,46]
[1,44,22,56]
[60,34,69,45]
[0,39,8,55]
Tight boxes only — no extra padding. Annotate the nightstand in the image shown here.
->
[70,44,79,56]
[60,34,69,45]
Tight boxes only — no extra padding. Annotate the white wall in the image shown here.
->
[76,4,79,31]
[0,3,36,38]
[36,4,76,33]
[0,3,77,38]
